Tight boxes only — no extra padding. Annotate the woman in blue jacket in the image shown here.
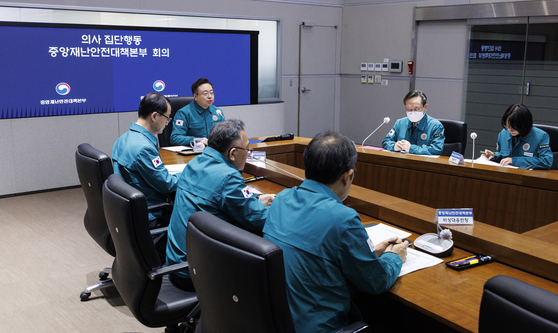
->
[483,104,553,170]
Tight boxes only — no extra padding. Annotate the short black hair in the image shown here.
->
[191,77,213,95]
[304,131,357,185]
[138,93,169,119]
[208,119,245,154]
[501,103,533,138]
[403,90,427,106]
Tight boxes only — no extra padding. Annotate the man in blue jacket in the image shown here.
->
[170,77,225,146]
[112,92,178,228]
[263,131,409,333]
[382,90,445,155]
[166,119,275,292]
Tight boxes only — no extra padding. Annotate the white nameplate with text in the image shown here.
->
[435,208,474,225]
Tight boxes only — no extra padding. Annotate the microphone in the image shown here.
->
[470,132,477,166]
[361,117,390,148]
[216,109,225,120]
[252,156,305,181]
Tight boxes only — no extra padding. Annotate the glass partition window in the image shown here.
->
[463,21,558,156]
[463,24,527,154]
[523,23,558,129]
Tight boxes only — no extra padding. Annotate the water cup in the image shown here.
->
[190,138,205,153]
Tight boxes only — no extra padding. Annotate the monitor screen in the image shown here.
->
[0,22,258,119]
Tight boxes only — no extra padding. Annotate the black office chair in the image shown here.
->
[479,275,558,332]
[103,174,199,332]
[75,143,116,301]
[438,119,467,156]
[76,143,172,301]
[158,96,195,147]
[534,124,558,170]
[186,211,371,333]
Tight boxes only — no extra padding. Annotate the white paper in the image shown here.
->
[161,146,192,152]
[465,155,518,168]
[366,223,411,246]
[165,164,187,174]
[398,248,443,277]
[365,223,443,277]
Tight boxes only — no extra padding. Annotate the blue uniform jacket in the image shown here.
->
[166,146,268,278]
[382,113,445,155]
[263,179,402,333]
[493,127,553,170]
[111,122,179,221]
[170,100,224,146]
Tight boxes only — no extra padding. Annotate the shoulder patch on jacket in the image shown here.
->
[152,156,163,168]
[241,186,254,198]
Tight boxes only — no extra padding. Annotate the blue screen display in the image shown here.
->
[0,23,257,119]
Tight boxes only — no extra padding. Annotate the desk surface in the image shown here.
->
[248,137,558,234]
[160,143,558,333]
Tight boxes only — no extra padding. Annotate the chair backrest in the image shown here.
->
[479,275,558,333]
[438,119,468,156]
[158,96,195,147]
[75,143,115,256]
[534,124,558,170]
[102,173,166,326]
[187,211,296,333]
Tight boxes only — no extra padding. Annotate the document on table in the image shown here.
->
[165,164,187,175]
[366,223,411,245]
[398,248,443,277]
[161,146,192,152]
[365,223,443,277]
[465,155,518,168]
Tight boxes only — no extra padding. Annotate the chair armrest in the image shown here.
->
[147,262,189,280]
[148,202,172,213]
[338,321,371,333]
[150,226,167,236]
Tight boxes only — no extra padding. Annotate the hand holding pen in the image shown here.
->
[380,237,411,263]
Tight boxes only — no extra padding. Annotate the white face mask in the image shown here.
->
[406,111,425,123]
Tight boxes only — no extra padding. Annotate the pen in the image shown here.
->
[454,259,479,268]
[388,238,412,246]
[448,255,476,266]
[244,176,264,182]
[480,150,496,156]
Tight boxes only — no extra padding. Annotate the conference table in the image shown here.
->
[160,138,558,333]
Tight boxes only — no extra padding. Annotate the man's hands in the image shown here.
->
[394,140,411,152]
[259,194,276,207]
[376,237,410,263]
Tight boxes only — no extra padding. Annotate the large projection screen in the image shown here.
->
[0,22,258,119]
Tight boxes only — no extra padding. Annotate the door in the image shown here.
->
[298,25,338,138]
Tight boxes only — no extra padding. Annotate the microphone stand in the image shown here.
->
[471,134,476,167]
[361,120,388,148]
[252,156,305,181]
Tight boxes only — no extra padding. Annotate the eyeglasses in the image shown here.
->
[232,147,253,155]
[197,91,214,97]
[158,112,172,124]
[406,107,424,112]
